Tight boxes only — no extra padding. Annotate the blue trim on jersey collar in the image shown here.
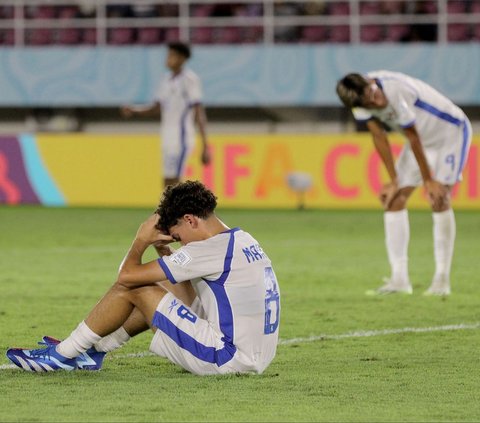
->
[158,257,177,284]
[414,99,463,126]
[374,78,383,89]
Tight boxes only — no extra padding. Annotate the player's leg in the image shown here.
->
[425,120,471,295]
[6,283,169,372]
[369,146,419,295]
[426,185,455,296]
[370,186,415,295]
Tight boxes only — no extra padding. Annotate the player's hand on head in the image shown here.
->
[136,214,174,246]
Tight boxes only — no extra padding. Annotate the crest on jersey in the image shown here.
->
[168,250,192,266]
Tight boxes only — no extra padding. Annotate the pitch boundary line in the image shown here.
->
[2,322,479,370]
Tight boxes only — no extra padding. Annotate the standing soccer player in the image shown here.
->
[336,71,471,296]
[121,42,210,187]
[7,181,281,375]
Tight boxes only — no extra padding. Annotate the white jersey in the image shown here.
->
[156,227,280,373]
[155,68,202,150]
[352,70,469,148]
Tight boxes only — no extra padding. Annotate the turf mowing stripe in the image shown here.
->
[2,322,479,370]
[278,322,480,345]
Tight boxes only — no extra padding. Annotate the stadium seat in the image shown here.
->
[384,24,410,41]
[329,25,350,42]
[300,26,328,43]
[447,23,470,41]
[0,29,14,45]
[26,28,53,45]
[190,4,215,17]
[191,27,214,44]
[447,0,468,14]
[108,27,135,45]
[471,0,480,13]
[360,1,382,15]
[0,6,14,19]
[137,27,163,45]
[381,1,405,14]
[30,6,56,19]
[360,25,384,42]
[328,2,350,15]
[164,28,180,42]
[82,28,97,44]
[243,26,263,43]
[58,6,78,19]
[56,28,82,45]
[472,24,480,40]
[216,27,242,44]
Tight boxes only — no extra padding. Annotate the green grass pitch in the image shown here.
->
[0,206,479,422]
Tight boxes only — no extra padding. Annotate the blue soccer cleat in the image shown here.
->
[40,336,106,371]
[6,344,77,372]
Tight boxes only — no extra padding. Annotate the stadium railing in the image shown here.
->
[0,0,479,46]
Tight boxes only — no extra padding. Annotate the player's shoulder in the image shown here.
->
[182,68,201,82]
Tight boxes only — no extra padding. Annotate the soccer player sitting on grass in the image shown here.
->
[7,181,281,374]
[336,71,472,296]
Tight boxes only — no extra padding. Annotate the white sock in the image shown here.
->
[433,209,456,278]
[56,321,102,359]
[384,209,410,283]
[94,327,131,353]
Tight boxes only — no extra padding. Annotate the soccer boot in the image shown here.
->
[39,336,106,371]
[365,277,413,296]
[6,344,77,372]
[423,274,451,296]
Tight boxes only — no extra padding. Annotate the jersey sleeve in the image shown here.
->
[157,242,224,284]
[352,107,373,122]
[392,94,416,128]
[186,74,203,105]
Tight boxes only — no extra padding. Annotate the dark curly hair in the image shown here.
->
[155,180,217,232]
[168,41,191,59]
[336,73,369,108]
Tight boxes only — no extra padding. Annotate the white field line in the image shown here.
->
[2,322,479,370]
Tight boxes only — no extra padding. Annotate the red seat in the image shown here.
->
[137,27,162,45]
[0,29,14,45]
[191,27,214,44]
[243,26,263,43]
[26,28,53,45]
[216,27,242,44]
[300,26,328,42]
[82,28,97,44]
[384,24,410,41]
[57,28,81,45]
[360,25,383,42]
[329,25,350,42]
[108,27,135,45]
[360,1,382,15]
[164,28,179,42]
[447,23,470,41]
[471,24,480,40]
[447,0,468,14]
[328,2,350,15]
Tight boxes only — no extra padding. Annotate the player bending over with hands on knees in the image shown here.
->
[336,71,471,296]
[7,181,281,374]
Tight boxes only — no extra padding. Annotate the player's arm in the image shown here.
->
[117,215,172,287]
[403,125,447,209]
[120,102,161,118]
[193,103,210,165]
[366,119,399,208]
